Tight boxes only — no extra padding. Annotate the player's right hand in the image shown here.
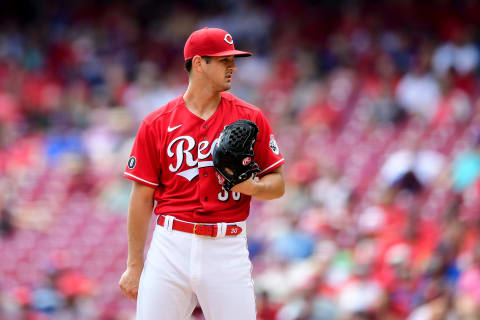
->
[119,266,143,300]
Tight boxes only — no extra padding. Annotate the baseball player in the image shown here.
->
[119,27,285,320]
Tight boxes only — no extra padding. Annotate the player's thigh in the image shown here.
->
[196,280,256,320]
[136,226,197,320]
[196,237,256,320]
[136,254,198,320]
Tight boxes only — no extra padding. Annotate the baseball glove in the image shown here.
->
[212,119,260,192]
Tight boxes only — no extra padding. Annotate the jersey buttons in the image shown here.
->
[204,196,208,201]
[203,124,208,129]
[203,172,208,177]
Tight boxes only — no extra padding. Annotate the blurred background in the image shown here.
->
[1,0,480,319]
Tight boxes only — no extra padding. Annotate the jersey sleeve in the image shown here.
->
[253,111,285,176]
[123,120,161,188]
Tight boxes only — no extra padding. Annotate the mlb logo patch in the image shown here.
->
[269,134,280,155]
[128,156,136,169]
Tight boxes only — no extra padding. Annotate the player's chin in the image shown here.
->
[222,82,232,90]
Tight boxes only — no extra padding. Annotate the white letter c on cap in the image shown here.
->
[224,34,233,44]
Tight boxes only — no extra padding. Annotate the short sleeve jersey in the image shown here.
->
[124,92,284,223]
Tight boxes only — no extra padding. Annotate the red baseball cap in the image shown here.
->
[184,27,252,61]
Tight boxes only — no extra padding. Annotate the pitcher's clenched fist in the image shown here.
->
[119,266,142,300]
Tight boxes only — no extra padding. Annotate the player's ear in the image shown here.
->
[192,55,204,74]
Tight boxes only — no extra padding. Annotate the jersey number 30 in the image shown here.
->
[218,190,241,202]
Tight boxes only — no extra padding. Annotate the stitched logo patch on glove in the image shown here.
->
[216,172,225,185]
[242,157,252,166]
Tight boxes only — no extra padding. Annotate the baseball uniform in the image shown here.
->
[123,27,284,320]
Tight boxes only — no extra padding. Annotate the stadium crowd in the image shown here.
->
[1,0,480,319]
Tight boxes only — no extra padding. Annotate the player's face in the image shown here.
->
[202,56,237,91]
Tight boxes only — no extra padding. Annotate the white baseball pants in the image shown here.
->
[136,218,256,320]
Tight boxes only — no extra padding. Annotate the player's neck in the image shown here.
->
[183,84,222,120]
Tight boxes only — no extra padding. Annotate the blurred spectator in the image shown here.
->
[379,138,446,195]
[0,207,15,239]
[432,71,471,129]
[311,165,352,216]
[395,53,441,121]
[123,61,183,124]
[456,246,480,319]
[368,83,407,127]
[408,292,452,320]
[256,290,280,320]
[0,181,15,238]
[451,135,480,193]
[273,224,315,261]
[432,26,479,77]
[297,82,343,131]
[337,264,385,318]
[31,275,63,315]
[54,269,96,319]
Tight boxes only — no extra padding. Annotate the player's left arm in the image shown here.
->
[232,165,285,200]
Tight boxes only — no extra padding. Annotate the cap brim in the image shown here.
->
[207,50,252,58]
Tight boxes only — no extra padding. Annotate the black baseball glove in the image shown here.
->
[212,119,260,192]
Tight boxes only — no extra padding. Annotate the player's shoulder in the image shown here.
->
[142,95,183,126]
[221,92,262,114]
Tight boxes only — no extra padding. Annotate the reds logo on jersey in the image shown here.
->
[167,136,219,181]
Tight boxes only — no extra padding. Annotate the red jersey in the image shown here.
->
[124,92,284,223]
